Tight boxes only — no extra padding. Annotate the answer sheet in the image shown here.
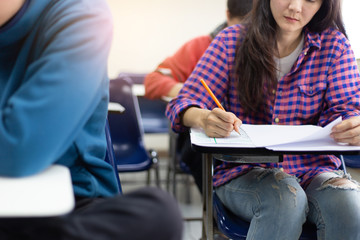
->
[190,116,360,151]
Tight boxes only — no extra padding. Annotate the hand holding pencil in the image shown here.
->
[200,79,242,136]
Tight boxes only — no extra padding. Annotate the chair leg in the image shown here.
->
[146,170,151,185]
[184,175,192,204]
[172,166,177,199]
[166,158,172,192]
[155,164,160,187]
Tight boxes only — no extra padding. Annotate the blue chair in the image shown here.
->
[117,72,169,134]
[212,155,349,240]
[343,155,360,168]
[108,77,160,187]
[117,73,192,195]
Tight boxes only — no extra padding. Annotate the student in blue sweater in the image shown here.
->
[0,1,182,239]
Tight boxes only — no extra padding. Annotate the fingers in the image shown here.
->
[331,116,360,146]
[332,116,360,133]
[204,108,242,138]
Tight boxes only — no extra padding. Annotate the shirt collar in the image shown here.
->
[303,28,322,50]
[0,0,31,33]
[0,0,50,48]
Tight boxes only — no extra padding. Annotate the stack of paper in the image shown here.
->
[190,117,360,151]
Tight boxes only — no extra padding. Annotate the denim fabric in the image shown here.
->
[306,171,360,240]
[215,168,360,240]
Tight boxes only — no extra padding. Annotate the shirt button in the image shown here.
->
[275,117,280,123]
[272,89,276,94]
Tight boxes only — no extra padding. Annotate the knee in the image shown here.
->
[267,172,308,216]
[272,184,307,215]
[321,177,359,189]
[136,187,181,215]
[136,187,183,238]
[314,178,360,234]
[318,177,360,215]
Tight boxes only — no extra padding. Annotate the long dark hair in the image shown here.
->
[235,0,347,114]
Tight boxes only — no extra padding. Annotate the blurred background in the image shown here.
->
[106,0,360,78]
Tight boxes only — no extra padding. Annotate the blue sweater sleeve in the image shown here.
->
[0,0,113,177]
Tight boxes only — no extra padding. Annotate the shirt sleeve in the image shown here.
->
[0,2,113,176]
[144,35,212,99]
[319,32,360,126]
[166,31,234,132]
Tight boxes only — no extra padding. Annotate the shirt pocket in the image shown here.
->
[296,82,327,121]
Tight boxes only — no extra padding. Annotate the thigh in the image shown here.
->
[306,171,360,240]
[215,167,305,222]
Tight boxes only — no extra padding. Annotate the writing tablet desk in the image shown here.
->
[191,143,360,240]
[0,165,74,217]
[108,102,125,114]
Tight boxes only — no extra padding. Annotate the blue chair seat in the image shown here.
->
[113,143,152,172]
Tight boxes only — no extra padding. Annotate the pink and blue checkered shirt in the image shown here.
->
[166,24,360,188]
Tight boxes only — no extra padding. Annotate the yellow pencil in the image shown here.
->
[200,79,225,111]
[200,78,241,135]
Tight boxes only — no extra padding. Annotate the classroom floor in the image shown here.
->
[119,133,204,240]
[119,156,203,240]
[119,133,360,240]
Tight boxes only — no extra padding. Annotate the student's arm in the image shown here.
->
[144,36,212,99]
[320,31,360,145]
[166,27,240,134]
[167,83,184,98]
[0,1,112,176]
[144,71,180,99]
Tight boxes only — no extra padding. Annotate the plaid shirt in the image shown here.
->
[166,24,360,188]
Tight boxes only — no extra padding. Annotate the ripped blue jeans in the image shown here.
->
[215,168,360,240]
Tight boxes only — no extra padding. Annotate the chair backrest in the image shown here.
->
[108,77,152,172]
[118,72,146,85]
[105,119,122,193]
[117,72,169,134]
[342,155,360,168]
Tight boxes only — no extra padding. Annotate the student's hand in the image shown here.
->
[203,108,242,138]
[167,83,184,98]
[331,116,360,146]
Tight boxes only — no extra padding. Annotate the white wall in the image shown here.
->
[106,0,227,78]
[342,0,360,59]
[106,0,359,78]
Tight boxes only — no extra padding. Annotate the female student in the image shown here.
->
[166,0,360,239]
[145,0,253,193]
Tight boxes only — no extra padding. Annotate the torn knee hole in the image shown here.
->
[322,178,358,189]
[287,185,297,195]
[275,171,290,181]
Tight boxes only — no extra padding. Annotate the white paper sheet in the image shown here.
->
[190,116,360,151]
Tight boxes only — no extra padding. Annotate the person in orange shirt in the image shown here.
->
[144,0,253,192]
[145,0,253,99]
